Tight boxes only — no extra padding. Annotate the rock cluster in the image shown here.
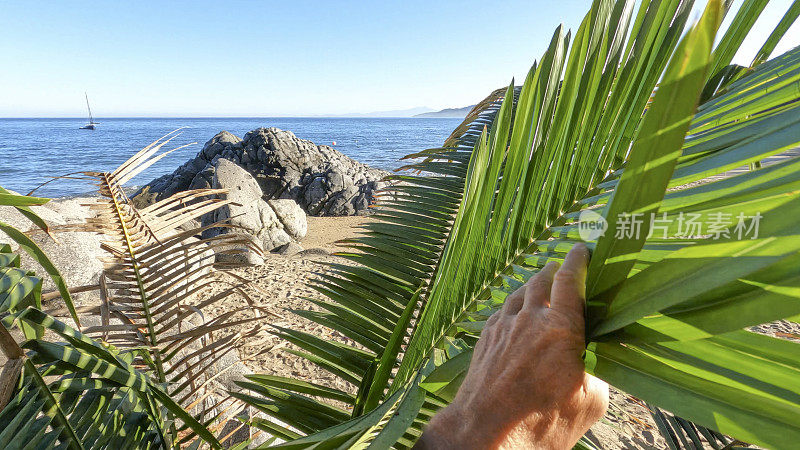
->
[141,127,389,216]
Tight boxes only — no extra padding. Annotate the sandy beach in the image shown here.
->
[204,215,375,398]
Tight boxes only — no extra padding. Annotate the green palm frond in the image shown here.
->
[649,405,749,450]
[0,305,224,449]
[1,306,165,450]
[0,187,79,327]
[236,0,800,448]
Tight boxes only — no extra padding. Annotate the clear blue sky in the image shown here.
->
[1,0,798,117]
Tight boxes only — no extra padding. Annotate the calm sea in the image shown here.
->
[0,117,462,198]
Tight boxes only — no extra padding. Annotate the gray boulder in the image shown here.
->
[44,198,99,224]
[20,231,105,294]
[0,195,218,301]
[0,202,66,233]
[0,198,105,295]
[139,127,389,216]
[204,159,309,262]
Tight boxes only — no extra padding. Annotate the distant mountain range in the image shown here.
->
[414,105,474,118]
[331,107,434,118]
[319,105,474,118]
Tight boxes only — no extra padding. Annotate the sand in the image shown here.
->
[302,216,372,252]
[202,215,376,403]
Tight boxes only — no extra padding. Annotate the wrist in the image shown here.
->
[418,403,572,450]
[416,403,508,449]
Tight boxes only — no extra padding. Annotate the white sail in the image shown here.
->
[80,92,97,129]
[85,92,94,124]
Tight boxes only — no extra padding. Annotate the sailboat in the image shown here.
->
[79,92,98,130]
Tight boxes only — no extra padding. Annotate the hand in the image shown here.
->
[416,244,608,449]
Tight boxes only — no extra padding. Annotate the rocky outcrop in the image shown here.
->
[203,158,308,263]
[141,127,389,216]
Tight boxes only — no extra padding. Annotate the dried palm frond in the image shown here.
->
[59,131,269,434]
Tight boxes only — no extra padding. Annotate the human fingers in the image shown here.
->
[501,283,527,315]
[521,261,559,311]
[549,243,589,326]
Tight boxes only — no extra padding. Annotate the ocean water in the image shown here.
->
[0,117,462,198]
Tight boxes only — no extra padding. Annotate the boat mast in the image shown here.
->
[85,92,94,124]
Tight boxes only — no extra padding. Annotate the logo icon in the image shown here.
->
[578,209,608,241]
